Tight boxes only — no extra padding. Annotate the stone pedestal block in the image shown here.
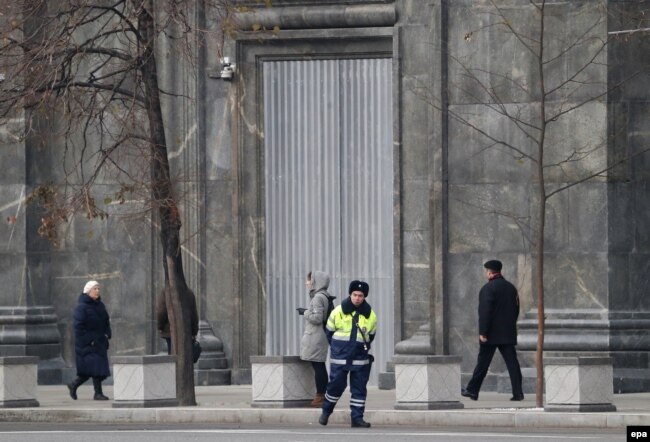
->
[112,355,178,408]
[0,357,39,407]
[394,355,464,410]
[250,356,314,408]
[544,357,616,412]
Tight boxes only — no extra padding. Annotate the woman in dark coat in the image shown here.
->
[67,280,112,401]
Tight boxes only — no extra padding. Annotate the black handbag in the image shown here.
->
[192,340,202,363]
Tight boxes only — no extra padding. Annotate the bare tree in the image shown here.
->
[0,0,231,405]
[415,0,650,407]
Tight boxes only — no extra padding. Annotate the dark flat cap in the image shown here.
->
[483,260,503,272]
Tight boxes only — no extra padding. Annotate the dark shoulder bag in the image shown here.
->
[353,314,374,364]
[192,339,202,363]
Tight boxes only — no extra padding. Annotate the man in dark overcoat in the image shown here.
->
[462,260,524,401]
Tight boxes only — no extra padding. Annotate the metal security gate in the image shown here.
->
[263,58,393,384]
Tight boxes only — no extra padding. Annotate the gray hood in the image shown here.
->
[310,270,330,297]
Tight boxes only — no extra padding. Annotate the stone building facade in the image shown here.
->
[1,1,648,392]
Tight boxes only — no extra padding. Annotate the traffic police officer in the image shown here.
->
[319,280,377,428]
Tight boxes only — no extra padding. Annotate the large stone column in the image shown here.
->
[378,0,448,388]
[152,5,232,385]
[0,112,66,384]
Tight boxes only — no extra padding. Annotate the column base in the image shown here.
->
[112,398,179,408]
[194,369,232,386]
[193,320,232,385]
[250,399,312,408]
[544,404,616,412]
[395,401,463,410]
[0,399,39,408]
[378,371,395,390]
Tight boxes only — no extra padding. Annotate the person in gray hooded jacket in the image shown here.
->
[300,270,336,407]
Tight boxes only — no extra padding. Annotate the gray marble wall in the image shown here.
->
[445,0,650,392]
[447,0,609,382]
[0,113,26,307]
[605,1,650,391]
[1,0,648,390]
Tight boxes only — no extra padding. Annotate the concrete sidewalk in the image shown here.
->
[0,385,648,429]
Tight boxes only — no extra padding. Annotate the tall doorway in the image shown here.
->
[263,58,393,383]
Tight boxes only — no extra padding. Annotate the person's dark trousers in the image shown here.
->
[348,364,371,422]
[164,337,172,355]
[466,344,523,397]
[72,375,91,388]
[322,363,370,422]
[311,361,328,394]
[499,345,523,397]
[322,363,349,415]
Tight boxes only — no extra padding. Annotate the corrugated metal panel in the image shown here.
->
[263,59,393,384]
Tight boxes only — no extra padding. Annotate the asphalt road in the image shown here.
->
[0,423,626,442]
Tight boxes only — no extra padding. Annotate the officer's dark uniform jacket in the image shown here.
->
[325,297,377,367]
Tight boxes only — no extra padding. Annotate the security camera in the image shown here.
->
[219,57,236,81]
[220,65,234,80]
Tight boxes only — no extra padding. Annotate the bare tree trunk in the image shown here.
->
[533,121,547,408]
[138,1,196,406]
[535,1,547,408]
[534,175,546,409]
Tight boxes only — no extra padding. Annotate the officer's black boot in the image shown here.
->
[351,418,371,428]
[67,377,83,400]
[318,412,330,426]
[92,377,109,401]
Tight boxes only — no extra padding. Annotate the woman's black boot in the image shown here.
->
[67,377,83,400]
[92,377,109,400]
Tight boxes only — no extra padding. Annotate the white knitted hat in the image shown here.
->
[83,280,100,294]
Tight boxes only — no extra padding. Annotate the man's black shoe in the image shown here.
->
[461,389,478,400]
[67,383,78,400]
[93,393,109,401]
[318,412,330,426]
[510,394,524,401]
[351,419,371,428]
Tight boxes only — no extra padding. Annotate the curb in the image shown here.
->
[0,408,647,429]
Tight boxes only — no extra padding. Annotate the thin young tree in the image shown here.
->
[415,0,649,407]
[0,0,231,405]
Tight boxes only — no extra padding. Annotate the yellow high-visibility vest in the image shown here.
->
[327,305,377,363]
